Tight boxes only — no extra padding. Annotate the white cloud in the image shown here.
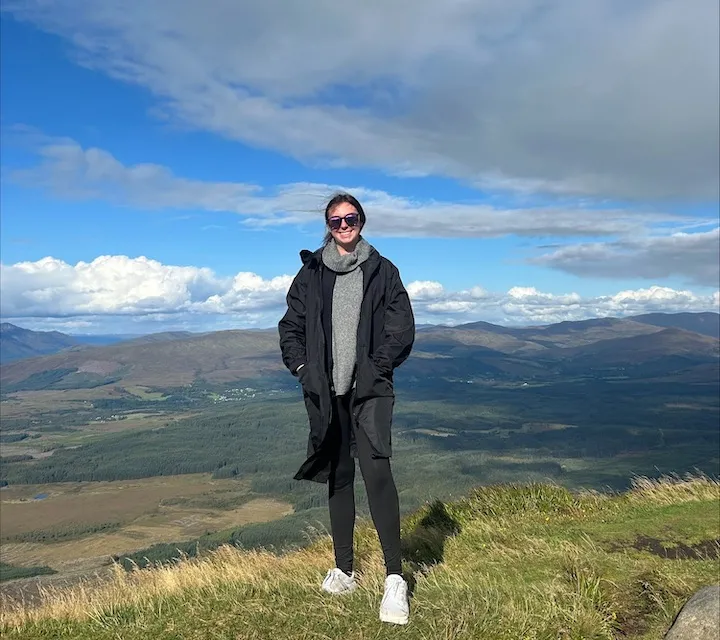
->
[531,228,720,287]
[3,255,716,332]
[409,281,719,326]
[4,0,718,200]
[406,281,446,300]
[427,300,476,313]
[195,272,293,314]
[8,136,703,241]
[0,255,271,318]
[506,287,581,303]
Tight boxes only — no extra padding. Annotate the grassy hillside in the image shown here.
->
[1,475,717,640]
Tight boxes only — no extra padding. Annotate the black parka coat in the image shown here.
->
[278,245,415,483]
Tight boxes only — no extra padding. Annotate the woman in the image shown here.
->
[278,192,415,625]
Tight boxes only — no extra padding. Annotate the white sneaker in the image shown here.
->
[321,568,358,594]
[379,574,409,625]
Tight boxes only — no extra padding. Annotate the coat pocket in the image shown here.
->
[355,395,395,458]
[357,357,394,398]
[303,391,323,452]
[300,362,322,397]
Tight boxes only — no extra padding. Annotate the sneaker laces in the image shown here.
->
[384,575,405,600]
[328,568,351,585]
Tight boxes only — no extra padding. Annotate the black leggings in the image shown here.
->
[326,393,402,576]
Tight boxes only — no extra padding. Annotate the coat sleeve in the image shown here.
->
[278,266,308,375]
[372,265,415,373]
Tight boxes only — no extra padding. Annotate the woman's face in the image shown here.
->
[327,201,363,251]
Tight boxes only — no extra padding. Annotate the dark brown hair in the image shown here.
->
[322,192,366,246]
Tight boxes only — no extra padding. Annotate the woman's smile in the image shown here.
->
[329,201,362,253]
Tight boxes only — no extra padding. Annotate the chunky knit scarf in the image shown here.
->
[321,237,372,395]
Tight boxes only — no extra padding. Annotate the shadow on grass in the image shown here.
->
[400,500,462,596]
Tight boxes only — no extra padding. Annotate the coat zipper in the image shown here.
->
[318,262,333,426]
[351,259,381,421]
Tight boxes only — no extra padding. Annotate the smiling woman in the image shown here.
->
[0,2,717,334]
[321,193,367,252]
[279,191,416,624]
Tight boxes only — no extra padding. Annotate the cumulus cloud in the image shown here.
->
[531,228,720,287]
[2,255,717,331]
[8,136,702,240]
[0,255,287,319]
[4,0,718,200]
[0,256,720,332]
[194,272,293,314]
[406,281,449,300]
[409,281,719,327]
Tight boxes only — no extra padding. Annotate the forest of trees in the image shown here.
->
[0,562,57,583]
[2,522,121,544]
[2,378,718,502]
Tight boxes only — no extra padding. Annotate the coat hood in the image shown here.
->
[299,248,321,266]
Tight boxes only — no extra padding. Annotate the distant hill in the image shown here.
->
[414,326,545,355]
[450,320,519,335]
[0,323,81,364]
[0,324,140,364]
[454,313,720,344]
[628,312,720,338]
[540,327,719,367]
[504,317,664,348]
[118,331,199,345]
[72,334,143,346]
[421,317,666,351]
[0,329,281,389]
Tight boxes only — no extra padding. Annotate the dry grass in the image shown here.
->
[0,544,333,629]
[3,525,387,629]
[0,475,717,639]
[626,472,720,505]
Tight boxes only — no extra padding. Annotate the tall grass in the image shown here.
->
[1,475,717,639]
[626,471,719,505]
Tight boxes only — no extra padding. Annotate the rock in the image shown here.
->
[664,585,720,640]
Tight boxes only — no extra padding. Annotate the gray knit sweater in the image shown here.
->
[321,237,372,396]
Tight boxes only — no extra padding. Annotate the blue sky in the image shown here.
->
[1,1,718,334]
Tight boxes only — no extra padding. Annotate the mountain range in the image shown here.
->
[0,324,135,364]
[1,313,717,391]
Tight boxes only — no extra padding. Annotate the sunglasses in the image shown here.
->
[327,213,360,230]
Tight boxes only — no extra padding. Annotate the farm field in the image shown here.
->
[0,474,292,572]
